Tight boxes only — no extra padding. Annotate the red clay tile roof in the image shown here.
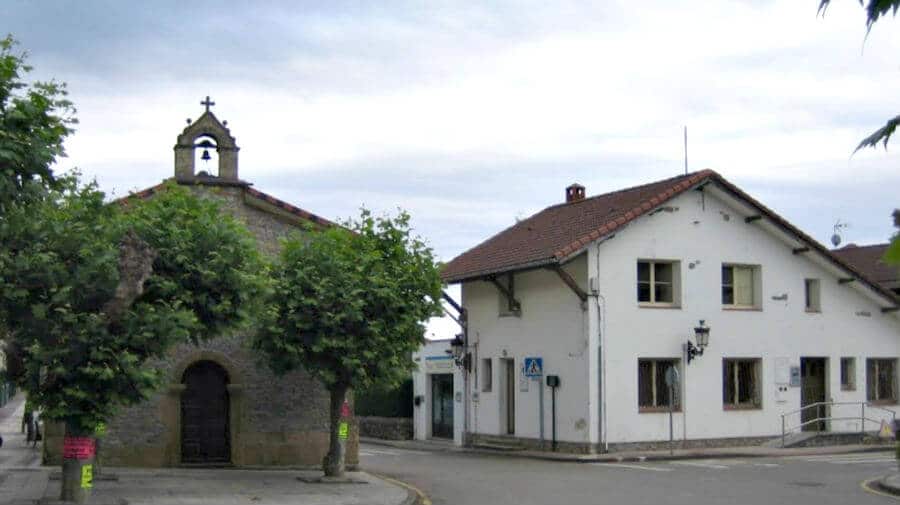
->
[833,244,899,291]
[441,170,714,282]
[117,177,336,229]
[442,170,899,306]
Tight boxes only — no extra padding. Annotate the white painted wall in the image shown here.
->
[595,187,900,444]
[412,340,464,445]
[456,185,900,448]
[462,256,594,445]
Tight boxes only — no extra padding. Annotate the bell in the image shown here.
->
[201,149,211,162]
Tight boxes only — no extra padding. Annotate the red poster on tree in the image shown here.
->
[63,437,95,460]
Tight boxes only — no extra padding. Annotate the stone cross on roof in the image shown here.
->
[201,95,215,112]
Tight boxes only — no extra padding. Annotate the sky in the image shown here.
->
[3,1,899,339]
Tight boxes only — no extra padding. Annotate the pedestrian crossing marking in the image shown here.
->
[591,463,673,472]
[670,461,729,470]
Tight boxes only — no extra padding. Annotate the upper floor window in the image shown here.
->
[637,260,680,306]
[804,278,821,313]
[722,264,760,308]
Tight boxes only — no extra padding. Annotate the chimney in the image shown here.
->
[566,183,585,203]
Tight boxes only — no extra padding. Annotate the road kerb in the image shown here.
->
[862,477,900,500]
[368,472,431,505]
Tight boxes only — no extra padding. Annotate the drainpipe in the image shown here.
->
[595,243,609,452]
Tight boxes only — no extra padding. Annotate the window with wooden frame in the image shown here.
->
[722,264,759,308]
[481,358,493,393]
[723,358,762,409]
[637,260,680,306]
[638,359,681,411]
[840,357,856,391]
[867,358,898,404]
[804,278,821,313]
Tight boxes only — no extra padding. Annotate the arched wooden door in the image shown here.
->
[181,360,230,463]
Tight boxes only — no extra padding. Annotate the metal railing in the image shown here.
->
[781,401,897,448]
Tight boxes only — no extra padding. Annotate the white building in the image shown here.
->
[412,339,464,445]
[441,170,900,453]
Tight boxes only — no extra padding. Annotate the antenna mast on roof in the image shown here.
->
[684,126,688,175]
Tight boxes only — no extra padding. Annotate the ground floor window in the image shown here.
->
[723,358,761,409]
[867,358,898,404]
[840,357,856,391]
[638,359,680,411]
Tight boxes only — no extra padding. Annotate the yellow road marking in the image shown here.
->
[370,472,432,505]
[861,477,900,501]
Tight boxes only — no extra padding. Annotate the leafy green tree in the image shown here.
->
[253,210,443,477]
[0,37,266,502]
[0,35,75,210]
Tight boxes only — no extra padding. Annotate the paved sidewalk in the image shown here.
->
[361,436,894,463]
[40,468,410,505]
[0,392,50,505]
[0,397,413,505]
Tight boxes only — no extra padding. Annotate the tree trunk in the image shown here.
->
[60,421,95,503]
[322,384,349,477]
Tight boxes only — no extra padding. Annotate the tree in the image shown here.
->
[252,210,443,477]
[0,37,266,503]
[0,35,75,210]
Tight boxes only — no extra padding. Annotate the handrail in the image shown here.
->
[780,400,897,448]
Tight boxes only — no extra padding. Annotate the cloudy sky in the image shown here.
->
[3,1,898,338]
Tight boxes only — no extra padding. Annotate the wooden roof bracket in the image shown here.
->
[442,290,467,330]
[838,278,856,284]
[792,247,810,255]
[488,273,521,314]
[882,306,899,314]
[744,215,762,223]
[547,265,588,308]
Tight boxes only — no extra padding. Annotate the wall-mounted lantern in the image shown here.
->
[448,334,471,372]
[686,320,710,364]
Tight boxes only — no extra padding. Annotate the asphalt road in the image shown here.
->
[359,443,898,505]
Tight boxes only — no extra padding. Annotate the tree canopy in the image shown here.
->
[253,209,443,475]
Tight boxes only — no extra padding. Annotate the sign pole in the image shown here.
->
[669,383,674,456]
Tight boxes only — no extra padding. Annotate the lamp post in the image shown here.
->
[686,320,710,364]
[448,335,470,372]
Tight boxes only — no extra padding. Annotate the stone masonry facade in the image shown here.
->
[44,109,358,468]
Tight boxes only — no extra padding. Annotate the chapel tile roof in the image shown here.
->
[119,177,335,228]
[441,170,899,306]
[832,243,900,291]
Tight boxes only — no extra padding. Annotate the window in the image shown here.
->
[805,279,821,312]
[840,357,856,391]
[722,264,759,308]
[638,359,681,411]
[723,358,761,409]
[867,358,897,404]
[481,358,493,392]
[637,260,680,305]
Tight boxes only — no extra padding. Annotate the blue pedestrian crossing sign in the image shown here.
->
[524,357,543,378]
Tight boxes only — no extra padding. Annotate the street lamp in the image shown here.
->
[686,320,710,364]
[448,334,471,371]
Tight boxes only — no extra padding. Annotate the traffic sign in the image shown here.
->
[524,357,543,378]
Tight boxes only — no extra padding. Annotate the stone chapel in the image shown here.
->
[45,99,359,468]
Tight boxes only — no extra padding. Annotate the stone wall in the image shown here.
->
[359,417,413,440]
